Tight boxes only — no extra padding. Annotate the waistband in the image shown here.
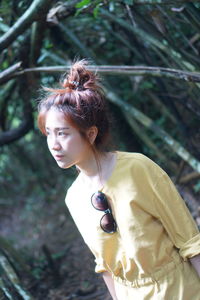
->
[112,253,184,288]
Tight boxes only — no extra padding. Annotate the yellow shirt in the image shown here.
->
[65,152,200,299]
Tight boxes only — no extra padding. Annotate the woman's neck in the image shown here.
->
[77,151,117,190]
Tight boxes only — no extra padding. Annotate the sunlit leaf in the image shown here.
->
[75,0,91,9]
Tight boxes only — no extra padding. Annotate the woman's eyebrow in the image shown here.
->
[45,127,70,130]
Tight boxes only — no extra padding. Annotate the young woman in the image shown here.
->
[37,60,200,299]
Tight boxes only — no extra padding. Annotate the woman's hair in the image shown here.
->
[37,59,112,152]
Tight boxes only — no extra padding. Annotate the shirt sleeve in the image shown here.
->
[94,257,107,273]
[152,170,200,261]
[86,244,107,273]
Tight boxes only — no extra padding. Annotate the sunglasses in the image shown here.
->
[91,191,117,234]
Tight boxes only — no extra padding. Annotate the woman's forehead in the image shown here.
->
[45,108,70,128]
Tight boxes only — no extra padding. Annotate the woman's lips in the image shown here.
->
[54,155,64,160]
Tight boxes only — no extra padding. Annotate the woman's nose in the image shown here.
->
[52,138,61,151]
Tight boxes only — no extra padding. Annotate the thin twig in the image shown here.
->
[125,4,137,27]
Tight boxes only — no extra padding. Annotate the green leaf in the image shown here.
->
[2,60,8,69]
[75,0,91,9]
[75,0,92,16]
[93,4,100,18]
[123,0,134,4]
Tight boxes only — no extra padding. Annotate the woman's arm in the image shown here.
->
[102,271,118,300]
[189,254,200,277]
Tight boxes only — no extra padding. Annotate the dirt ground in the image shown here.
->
[0,182,199,300]
[0,194,112,300]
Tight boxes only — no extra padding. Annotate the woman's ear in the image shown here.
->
[87,126,98,145]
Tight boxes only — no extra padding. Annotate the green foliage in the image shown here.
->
[44,39,53,50]
[194,181,200,193]
[122,0,134,4]
[1,0,200,202]
[2,60,9,69]
[0,0,11,22]
[76,0,91,9]
[76,0,93,16]
[0,3,199,298]
[75,0,104,17]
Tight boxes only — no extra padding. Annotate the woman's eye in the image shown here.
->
[58,132,67,136]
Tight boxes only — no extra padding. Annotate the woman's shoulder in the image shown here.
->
[116,151,163,172]
[117,151,150,161]
[102,151,168,198]
[109,151,166,187]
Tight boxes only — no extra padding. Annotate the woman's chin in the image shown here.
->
[56,160,72,169]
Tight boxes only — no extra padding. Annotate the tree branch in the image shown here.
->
[99,8,194,74]
[0,115,33,146]
[0,253,34,299]
[0,62,22,85]
[179,171,200,184]
[0,80,16,131]
[106,88,200,173]
[133,0,198,4]
[0,277,13,300]
[11,65,200,83]
[30,21,46,66]
[124,112,177,171]
[0,0,52,52]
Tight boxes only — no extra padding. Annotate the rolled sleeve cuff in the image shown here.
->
[94,258,107,273]
[179,233,200,261]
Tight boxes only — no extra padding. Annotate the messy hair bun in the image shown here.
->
[44,59,102,94]
[37,59,112,152]
[63,60,99,91]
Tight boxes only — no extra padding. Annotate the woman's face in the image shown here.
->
[45,108,92,169]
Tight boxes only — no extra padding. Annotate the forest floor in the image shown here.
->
[0,193,111,300]
[0,182,199,300]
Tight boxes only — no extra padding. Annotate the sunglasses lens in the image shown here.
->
[100,214,117,233]
[91,191,117,233]
[91,191,109,211]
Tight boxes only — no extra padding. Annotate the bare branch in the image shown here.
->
[0,62,22,85]
[30,20,46,66]
[0,277,13,300]
[0,115,33,146]
[0,0,52,52]
[0,253,34,299]
[179,172,200,184]
[11,65,200,83]
[0,76,37,146]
